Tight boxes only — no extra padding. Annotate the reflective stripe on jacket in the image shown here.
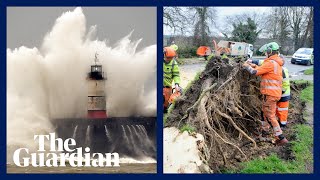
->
[253,57,290,101]
[254,55,283,97]
[163,59,180,87]
[279,67,291,102]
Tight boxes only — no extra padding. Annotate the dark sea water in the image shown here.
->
[7,163,156,173]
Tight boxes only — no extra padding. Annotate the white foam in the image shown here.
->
[120,157,156,164]
[7,7,156,162]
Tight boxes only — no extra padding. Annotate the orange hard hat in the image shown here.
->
[163,47,176,58]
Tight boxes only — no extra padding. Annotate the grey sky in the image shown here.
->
[215,7,270,35]
[164,7,270,36]
[216,7,269,17]
[7,7,156,50]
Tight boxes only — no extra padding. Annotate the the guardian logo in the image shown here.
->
[13,133,120,167]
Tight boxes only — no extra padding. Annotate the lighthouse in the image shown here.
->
[87,53,107,119]
[52,53,156,159]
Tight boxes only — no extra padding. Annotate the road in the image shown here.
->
[179,57,313,89]
[179,63,206,88]
[253,56,314,81]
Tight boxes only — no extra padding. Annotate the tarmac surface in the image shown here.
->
[179,56,314,88]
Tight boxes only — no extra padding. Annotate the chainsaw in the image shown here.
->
[168,87,183,108]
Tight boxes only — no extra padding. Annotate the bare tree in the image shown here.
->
[265,6,313,53]
[288,7,308,50]
[266,7,291,54]
[192,7,217,46]
[277,7,291,51]
[267,8,280,39]
[308,7,314,47]
[300,7,313,48]
[163,7,216,46]
[163,7,192,35]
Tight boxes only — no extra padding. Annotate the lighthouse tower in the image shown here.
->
[87,53,107,119]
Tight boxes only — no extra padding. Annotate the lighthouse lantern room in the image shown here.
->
[87,53,107,119]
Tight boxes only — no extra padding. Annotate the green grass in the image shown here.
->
[291,79,310,85]
[180,124,195,133]
[233,82,314,173]
[300,84,313,104]
[304,68,314,75]
[163,114,168,126]
[239,154,293,173]
[290,125,313,172]
[238,125,313,173]
[290,80,313,104]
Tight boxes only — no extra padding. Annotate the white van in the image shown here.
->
[217,41,254,58]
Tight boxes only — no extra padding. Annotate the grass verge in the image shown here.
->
[232,82,313,173]
[300,84,313,104]
[291,80,313,104]
[303,68,313,75]
[238,125,313,173]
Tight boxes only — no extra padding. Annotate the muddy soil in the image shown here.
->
[165,57,310,172]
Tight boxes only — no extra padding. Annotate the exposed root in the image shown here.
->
[215,109,257,148]
[203,115,247,159]
[178,82,218,126]
[166,57,307,172]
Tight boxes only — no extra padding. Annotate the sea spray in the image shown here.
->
[7,7,156,163]
[7,47,52,162]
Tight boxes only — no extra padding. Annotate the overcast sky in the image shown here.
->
[216,7,269,17]
[164,6,270,35]
[7,7,156,50]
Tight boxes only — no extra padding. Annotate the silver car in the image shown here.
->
[291,48,314,65]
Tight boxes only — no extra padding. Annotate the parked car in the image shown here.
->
[291,48,314,65]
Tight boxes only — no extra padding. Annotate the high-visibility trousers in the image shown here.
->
[261,95,282,137]
[276,101,289,125]
[163,87,172,109]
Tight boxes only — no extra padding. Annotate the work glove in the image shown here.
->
[242,62,257,75]
[175,84,181,92]
[242,62,252,72]
[246,58,253,63]
[242,62,250,68]
[249,63,257,68]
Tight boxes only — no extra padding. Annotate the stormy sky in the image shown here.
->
[7,7,157,50]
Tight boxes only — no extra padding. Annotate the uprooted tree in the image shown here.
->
[165,56,306,172]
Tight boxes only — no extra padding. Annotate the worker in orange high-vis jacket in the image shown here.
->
[242,42,288,146]
[249,53,291,128]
